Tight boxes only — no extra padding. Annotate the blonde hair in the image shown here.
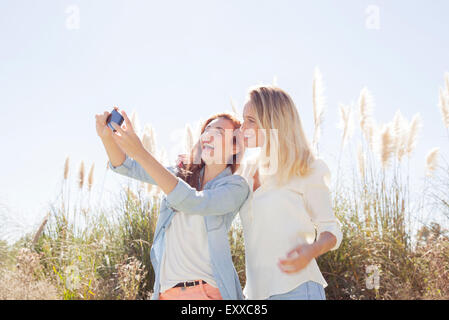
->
[246,85,316,185]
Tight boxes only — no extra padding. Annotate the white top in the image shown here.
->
[237,156,343,300]
[159,211,218,292]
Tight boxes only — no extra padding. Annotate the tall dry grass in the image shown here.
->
[1,71,448,299]
[0,248,58,300]
[312,67,326,155]
[316,72,448,300]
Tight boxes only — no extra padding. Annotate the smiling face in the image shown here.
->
[200,117,242,165]
[241,101,265,148]
[240,85,317,185]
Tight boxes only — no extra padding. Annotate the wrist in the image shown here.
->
[101,135,114,143]
[309,242,323,259]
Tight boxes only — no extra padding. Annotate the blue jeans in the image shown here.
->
[266,281,326,300]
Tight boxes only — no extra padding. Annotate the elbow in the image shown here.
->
[328,232,337,249]
[317,222,343,252]
[109,153,129,169]
[109,154,131,172]
[329,226,343,251]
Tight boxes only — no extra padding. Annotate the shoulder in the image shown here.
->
[219,173,250,188]
[305,158,331,187]
[213,174,250,200]
[286,158,331,190]
[309,158,331,177]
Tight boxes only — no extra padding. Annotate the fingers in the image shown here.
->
[278,257,295,267]
[279,266,299,274]
[278,258,299,274]
[287,248,300,258]
[177,154,189,167]
[95,114,103,125]
[110,130,122,146]
[120,110,134,131]
[110,122,125,135]
[278,262,294,273]
[95,112,110,125]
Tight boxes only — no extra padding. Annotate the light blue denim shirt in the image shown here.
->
[108,155,250,300]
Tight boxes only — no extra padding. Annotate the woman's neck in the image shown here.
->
[202,163,227,189]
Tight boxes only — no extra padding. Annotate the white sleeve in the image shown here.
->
[303,159,343,251]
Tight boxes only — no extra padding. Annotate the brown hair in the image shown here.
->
[176,113,243,189]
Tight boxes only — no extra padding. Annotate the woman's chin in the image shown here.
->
[244,137,259,148]
[201,156,227,166]
[201,155,214,165]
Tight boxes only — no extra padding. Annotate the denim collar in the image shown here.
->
[199,165,233,189]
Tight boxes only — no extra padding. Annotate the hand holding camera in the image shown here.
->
[95,106,125,139]
[95,106,145,160]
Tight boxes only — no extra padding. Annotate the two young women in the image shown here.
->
[95,86,342,300]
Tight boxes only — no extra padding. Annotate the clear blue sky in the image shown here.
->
[1,0,448,240]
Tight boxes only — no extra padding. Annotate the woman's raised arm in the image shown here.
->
[96,107,127,168]
[109,110,179,194]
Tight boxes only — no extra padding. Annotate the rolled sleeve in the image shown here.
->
[304,159,343,251]
[166,175,250,216]
[164,177,191,208]
[108,154,134,172]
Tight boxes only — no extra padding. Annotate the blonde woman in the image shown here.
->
[237,85,343,300]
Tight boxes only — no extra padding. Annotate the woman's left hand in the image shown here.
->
[278,243,317,274]
[110,110,146,160]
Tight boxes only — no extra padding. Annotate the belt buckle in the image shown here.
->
[184,280,195,287]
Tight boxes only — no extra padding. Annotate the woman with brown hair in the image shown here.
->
[95,108,249,300]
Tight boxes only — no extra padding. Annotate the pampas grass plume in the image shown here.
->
[425,147,440,177]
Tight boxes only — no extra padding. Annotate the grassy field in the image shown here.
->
[1,72,448,300]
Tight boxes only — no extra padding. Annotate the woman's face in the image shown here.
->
[200,117,241,165]
[241,101,264,148]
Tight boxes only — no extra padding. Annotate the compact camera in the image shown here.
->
[106,109,124,132]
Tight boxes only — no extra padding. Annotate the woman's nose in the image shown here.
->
[201,130,211,139]
[235,130,245,145]
[201,130,215,142]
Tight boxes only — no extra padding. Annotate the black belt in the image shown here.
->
[173,280,207,288]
